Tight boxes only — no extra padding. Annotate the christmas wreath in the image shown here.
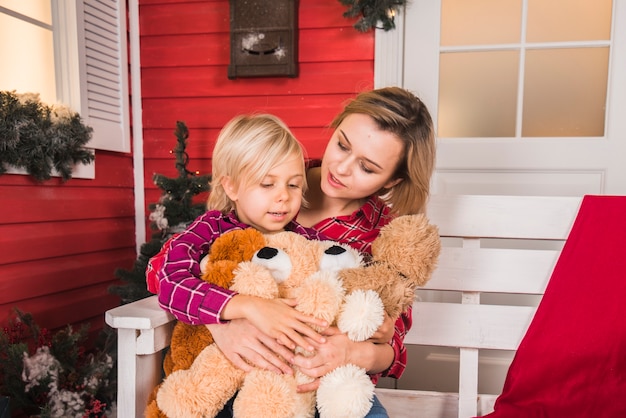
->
[339,0,407,32]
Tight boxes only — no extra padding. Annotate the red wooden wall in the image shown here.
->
[139,0,375,234]
[0,152,135,337]
[0,0,374,337]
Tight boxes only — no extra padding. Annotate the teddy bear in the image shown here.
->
[315,213,441,417]
[154,213,440,418]
[155,229,365,418]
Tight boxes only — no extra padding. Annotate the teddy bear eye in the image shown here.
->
[320,244,362,272]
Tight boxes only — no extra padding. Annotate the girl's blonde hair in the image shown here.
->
[331,87,436,216]
[208,114,307,213]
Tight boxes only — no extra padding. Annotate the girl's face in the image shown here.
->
[224,156,304,234]
[321,113,404,201]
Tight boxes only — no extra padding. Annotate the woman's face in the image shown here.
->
[320,113,404,201]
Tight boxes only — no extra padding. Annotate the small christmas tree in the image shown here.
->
[110,121,211,304]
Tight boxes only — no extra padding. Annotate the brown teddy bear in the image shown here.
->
[153,213,440,418]
[144,228,269,418]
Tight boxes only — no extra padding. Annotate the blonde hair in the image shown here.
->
[331,87,436,215]
[208,114,307,213]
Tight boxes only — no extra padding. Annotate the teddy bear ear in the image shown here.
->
[319,243,363,272]
[252,246,293,282]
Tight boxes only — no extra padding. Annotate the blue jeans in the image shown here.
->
[314,394,389,418]
[217,393,389,418]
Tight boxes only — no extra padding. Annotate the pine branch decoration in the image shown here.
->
[339,0,406,32]
[0,90,94,181]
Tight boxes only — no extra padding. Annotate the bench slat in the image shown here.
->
[428,195,580,240]
[409,302,536,350]
[426,247,560,294]
[374,389,499,418]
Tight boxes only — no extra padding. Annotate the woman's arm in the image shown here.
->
[291,309,412,392]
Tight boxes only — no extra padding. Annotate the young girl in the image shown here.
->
[210,87,436,417]
[152,113,330,353]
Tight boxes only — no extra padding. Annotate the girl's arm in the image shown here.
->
[155,216,237,325]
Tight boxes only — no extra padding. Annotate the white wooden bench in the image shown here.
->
[105,194,582,418]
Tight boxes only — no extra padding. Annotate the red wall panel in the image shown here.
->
[0,149,135,335]
[139,0,374,244]
[0,0,374,336]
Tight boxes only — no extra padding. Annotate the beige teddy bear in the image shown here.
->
[156,214,440,418]
[156,230,364,418]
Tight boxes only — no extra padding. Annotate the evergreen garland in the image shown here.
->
[110,121,211,304]
[339,0,406,32]
[0,90,94,182]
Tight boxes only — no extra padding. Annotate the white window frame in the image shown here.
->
[3,0,130,180]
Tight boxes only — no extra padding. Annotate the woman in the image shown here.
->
[209,87,436,417]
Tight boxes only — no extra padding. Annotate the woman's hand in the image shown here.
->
[368,313,395,343]
[291,327,352,392]
[291,325,395,393]
[207,319,296,375]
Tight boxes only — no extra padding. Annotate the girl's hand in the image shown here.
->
[206,320,295,375]
[238,296,328,352]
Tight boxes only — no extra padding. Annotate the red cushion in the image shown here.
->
[482,195,626,417]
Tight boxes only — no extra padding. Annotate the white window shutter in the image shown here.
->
[77,0,130,152]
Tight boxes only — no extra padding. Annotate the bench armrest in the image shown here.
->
[105,295,175,417]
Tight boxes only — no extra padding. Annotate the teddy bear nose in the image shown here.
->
[256,247,278,259]
[325,245,346,255]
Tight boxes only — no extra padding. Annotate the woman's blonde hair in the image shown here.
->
[207,114,307,213]
[331,87,436,215]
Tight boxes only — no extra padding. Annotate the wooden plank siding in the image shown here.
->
[0,151,135,339]
[0,0,374,342]
[139,0,375,234]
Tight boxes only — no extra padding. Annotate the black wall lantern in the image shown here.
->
[228,0,298,79]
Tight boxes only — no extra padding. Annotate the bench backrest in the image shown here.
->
[376,194,581,418]
[105,194,583,418]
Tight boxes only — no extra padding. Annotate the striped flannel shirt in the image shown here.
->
[152,210,324,325]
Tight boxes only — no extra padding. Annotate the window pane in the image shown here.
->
[0,2,55,103]
[0,0,52,25]
[527,0,612,42]
[439,51,519,137]
[522,48,608,137]
[441,0,522,46]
